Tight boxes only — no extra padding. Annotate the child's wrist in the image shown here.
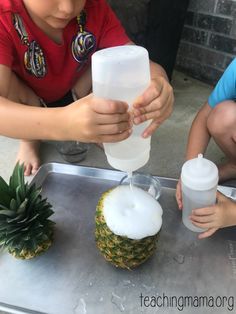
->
[42,107,69,141]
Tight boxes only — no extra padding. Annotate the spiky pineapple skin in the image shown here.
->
[8,237,53,260]
[95,190,159,269]
[0,163,55,260]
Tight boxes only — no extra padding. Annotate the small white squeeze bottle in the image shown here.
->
[92,45,151,173]
[181,154,219,232]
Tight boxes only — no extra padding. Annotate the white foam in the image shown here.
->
[103,185,163,240]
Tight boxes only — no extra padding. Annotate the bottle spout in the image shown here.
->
[196,153,203,168]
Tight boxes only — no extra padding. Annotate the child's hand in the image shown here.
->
[132,76,174,138]
[64,94,132,143]
[175,180,183,210]
[190,192,236,239]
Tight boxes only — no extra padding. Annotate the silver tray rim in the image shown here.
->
[30,162,179,189]
[30,162,236,199]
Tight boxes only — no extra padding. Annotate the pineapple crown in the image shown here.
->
[0,163,54,254]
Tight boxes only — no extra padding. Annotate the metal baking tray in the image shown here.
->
[0,163,235,314]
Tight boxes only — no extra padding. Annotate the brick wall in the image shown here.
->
[107,0,189,80]
[176,0,236,85]
[107,0,234,84]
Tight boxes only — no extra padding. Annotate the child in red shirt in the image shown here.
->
[0,0,174,175]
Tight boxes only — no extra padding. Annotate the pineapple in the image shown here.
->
[95,186,162,269]
[0,163,54,259]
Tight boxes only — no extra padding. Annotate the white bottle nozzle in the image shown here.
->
[196,153,203,168]
[181,154,218,190]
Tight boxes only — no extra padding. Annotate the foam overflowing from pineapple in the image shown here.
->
[103,185,163,240]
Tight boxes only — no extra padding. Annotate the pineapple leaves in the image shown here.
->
[0,204,11,211]
[10,199,17,211]
[16,185,26,205]
[9,163,26,197]
[0,162,55,259]
[0,209,16,217]
[17,199,28,214]
[0,177,12,207]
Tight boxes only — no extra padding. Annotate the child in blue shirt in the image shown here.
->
[176,58,236,238]
[186,58,236,182]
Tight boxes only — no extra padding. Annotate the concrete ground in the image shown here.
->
[0,70,224,183]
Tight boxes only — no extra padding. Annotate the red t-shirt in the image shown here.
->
[0,0,130,102]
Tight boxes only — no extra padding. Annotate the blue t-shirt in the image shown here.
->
[208,58,236,107]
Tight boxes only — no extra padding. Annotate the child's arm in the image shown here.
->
[185,102,212,159]
[0,65,131,142]
[185,58,236,159]
[190,192,236,239]
[72,66,92,99]
[175,102,212,209]
[0,95,131,141]
[132,60,174,137]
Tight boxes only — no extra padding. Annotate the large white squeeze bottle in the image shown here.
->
[181,154,219,232]
[91,45,151,172]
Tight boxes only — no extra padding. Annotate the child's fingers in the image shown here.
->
[141,120,162,138]
[140,99,173,137]
[133,108,156,125]
[198,228,218,239]
[99,121,132,135]
[192,207,215,216]
[133,93,172,125]
[133,77,172,110]
[175,181,183,210]
[100,129,132,143]
[92,97,129,114]
[216,191,228,201]
[97,112,131,125]
[133,83,160,108]
[190,214,213,223]
[133,97,163,120]
[191,220,215,229]
[177,200,183,210]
